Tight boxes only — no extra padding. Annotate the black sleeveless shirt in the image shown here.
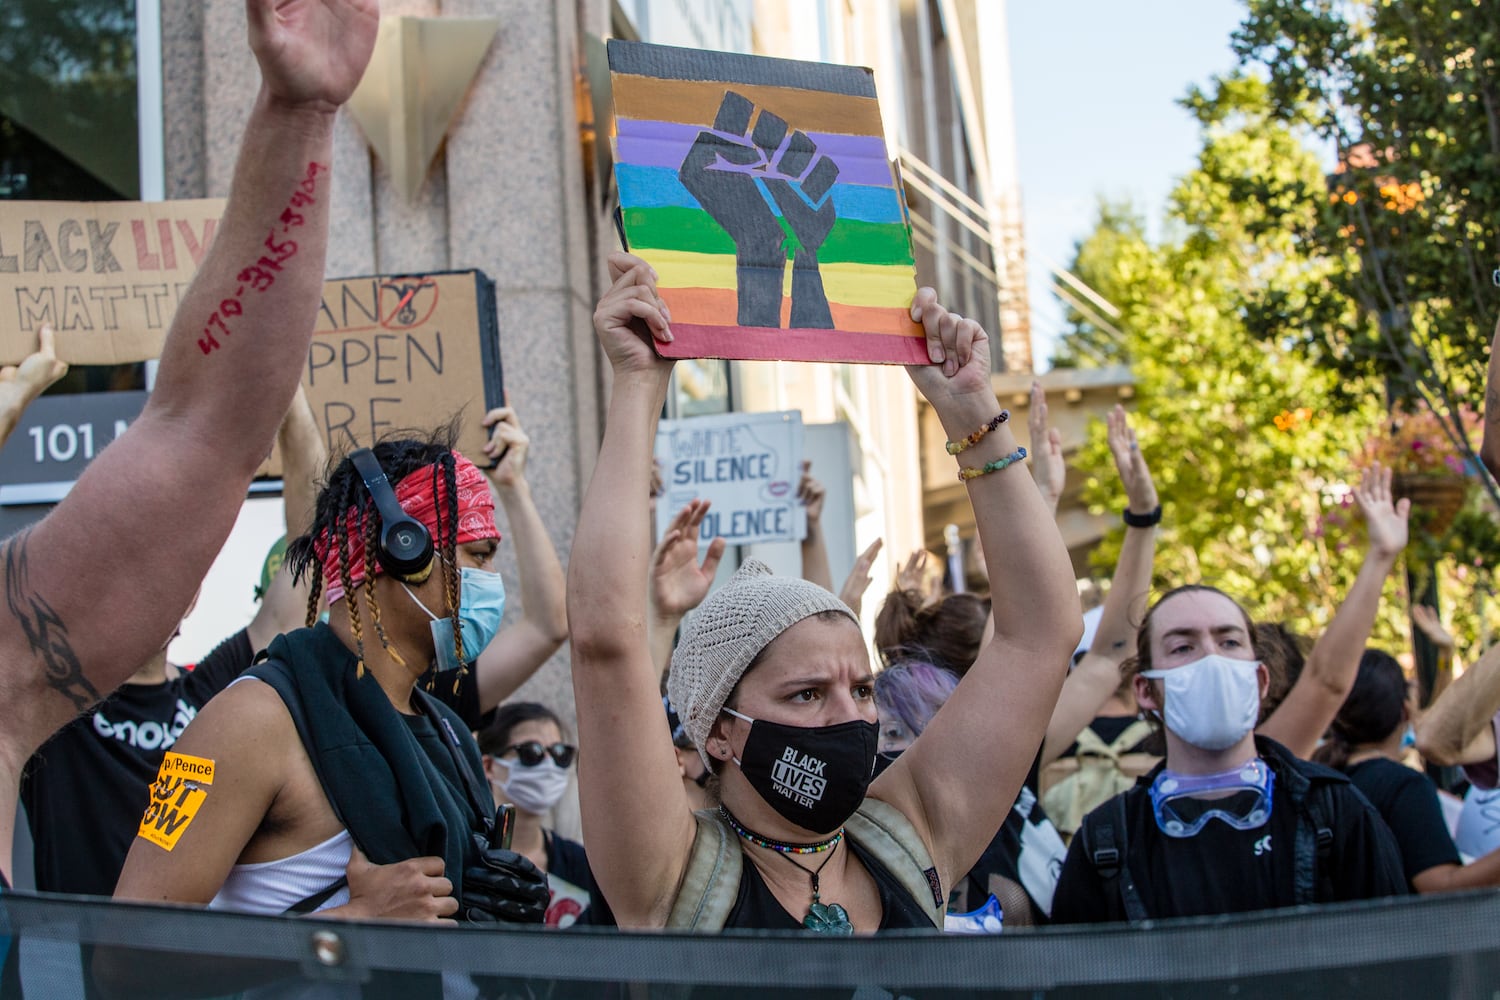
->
[723,837,936,931]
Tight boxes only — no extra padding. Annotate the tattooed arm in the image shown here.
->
[1484,315,1500,482]
[0,0,377,882]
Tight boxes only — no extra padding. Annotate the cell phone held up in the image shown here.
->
[489,803,516,851]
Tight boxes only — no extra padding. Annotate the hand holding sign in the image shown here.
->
[905,288,996,430]
[0,326,68,439]
[595,253,674,377]
[481,407,529,489]
[797,460,827,527]
[336,846,459,924]
[248,0,379,113]
[650,499,727,620]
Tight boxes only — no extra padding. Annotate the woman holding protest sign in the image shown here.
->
[567,252,1080,933]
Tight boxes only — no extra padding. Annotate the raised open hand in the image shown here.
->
[838,538,883,617]
[248,0,380,113]
[895,549,936,599]
[595,252,673,378]
[904,288,992,409]
[1106,404,1157,516]
[651,499,727,620]
[1411,604,1456,651]
[1027,381,1065,514]
[1353,462,1410,560]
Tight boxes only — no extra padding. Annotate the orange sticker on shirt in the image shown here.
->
[137,751,215,851]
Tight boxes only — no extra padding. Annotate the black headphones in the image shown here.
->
[349,448,434,579]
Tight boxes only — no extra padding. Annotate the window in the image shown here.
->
[1,0,149,394]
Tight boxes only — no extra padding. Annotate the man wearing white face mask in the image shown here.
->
[479,703,615,927]
[1051,585,1407,923]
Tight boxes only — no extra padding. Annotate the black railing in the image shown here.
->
[5,888,1500,998]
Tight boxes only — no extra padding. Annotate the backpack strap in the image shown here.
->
[1074,719,1155,762]
[665,809,743,931]
[1081,794,1149,922]
[1293,780,1337,906]
[283,875,349,915]
[843,798,944,929]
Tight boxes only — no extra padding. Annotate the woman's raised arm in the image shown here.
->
[871,290,1082,889]
[567,254,699,927]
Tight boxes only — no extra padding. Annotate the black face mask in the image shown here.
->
[724,708,879,834]
[873,748,903,778]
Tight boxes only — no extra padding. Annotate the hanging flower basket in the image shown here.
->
[1392,473,1471,537]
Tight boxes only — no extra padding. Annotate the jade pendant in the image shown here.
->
[803,901,854,935]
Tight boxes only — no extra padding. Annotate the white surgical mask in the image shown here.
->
[1142,654,1261,752]
[494,758,571,815]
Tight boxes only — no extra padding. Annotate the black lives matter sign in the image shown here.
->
[0,199,224,364]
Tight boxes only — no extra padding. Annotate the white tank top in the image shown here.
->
[206,676,353,915]
[209,829,353,915]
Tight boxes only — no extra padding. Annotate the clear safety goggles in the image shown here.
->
[1149,759,1275,838]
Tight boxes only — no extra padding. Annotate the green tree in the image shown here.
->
[1234,0,1500,508]
[1062,76,1411,644]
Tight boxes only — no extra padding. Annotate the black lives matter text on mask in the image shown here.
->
[772,746,828,808]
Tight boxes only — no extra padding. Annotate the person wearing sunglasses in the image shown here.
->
[479,703,614,927]
[1050,585,1407,923]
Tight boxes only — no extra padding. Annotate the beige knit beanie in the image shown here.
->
[667,559,857,767]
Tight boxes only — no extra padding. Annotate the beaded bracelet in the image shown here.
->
[945,411,1010,455]
[958,446,1028,482]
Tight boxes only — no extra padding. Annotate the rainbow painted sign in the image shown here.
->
[607,40,928,365]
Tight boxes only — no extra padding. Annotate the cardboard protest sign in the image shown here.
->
[655,410,806,546]
[260,269,504,477]
[0,199,226,364]
[608,40,928,366]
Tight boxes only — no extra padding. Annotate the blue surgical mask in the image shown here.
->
[1401,724,1417,750]
[403,567,506,672]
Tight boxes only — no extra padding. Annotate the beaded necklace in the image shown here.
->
[719,806,853,935]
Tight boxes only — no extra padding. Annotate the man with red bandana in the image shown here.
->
[113,432,550,929]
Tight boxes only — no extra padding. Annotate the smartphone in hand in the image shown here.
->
[489,803,516,851]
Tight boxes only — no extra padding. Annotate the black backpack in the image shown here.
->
[1078,766,1338,921]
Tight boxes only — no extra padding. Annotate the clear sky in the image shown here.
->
[1007,0,1248,368]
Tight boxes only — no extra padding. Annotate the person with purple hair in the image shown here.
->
[873,661,958,756]
[874,660,1068,925]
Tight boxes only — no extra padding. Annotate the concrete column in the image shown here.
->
[161,0,608,725]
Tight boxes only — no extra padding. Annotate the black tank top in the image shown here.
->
[722,836,936,931]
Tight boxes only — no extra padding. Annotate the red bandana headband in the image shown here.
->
[315,453,499,603]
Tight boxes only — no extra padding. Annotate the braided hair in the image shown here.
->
[287,424,464,681]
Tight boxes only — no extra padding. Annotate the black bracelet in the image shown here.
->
[1123,504,1162,528]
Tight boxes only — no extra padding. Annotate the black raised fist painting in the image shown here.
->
[608,40,928,365]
